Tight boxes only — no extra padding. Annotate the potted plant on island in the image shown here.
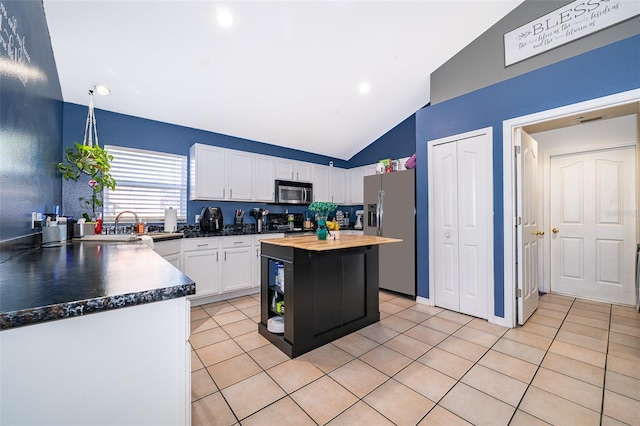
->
[308,201,337,240]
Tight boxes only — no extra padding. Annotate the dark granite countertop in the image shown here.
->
[0,241,195,330]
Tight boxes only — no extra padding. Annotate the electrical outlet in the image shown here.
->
[195,214,201,223]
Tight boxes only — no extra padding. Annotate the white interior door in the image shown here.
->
[433,142,460,312]
[550,146,636,305]
[431,133,491,319]
[457,136,490,319]
[517,128,540,325]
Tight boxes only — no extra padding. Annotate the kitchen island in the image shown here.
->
[259,235,400,358]
[0,239,194,426]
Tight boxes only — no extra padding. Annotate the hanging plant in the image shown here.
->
[58,142,116,221]
[57,90,116,221]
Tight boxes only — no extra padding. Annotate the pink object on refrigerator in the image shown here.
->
[405,153,416,169]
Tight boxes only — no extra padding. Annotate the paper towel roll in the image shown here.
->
[164,207,177,232]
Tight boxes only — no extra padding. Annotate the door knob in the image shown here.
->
[535,230,545,236]
[552,228,559,234]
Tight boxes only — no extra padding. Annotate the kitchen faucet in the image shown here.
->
[114,210,139,234]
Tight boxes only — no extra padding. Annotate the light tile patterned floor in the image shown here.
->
[190,292,640,425]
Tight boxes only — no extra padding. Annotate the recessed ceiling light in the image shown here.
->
[93,84,110,95]
[216,8,234,27]
[358,82,370,94]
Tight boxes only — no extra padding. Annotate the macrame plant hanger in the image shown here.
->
[83,90,99,147]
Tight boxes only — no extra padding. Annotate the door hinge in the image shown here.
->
[515,216,522,226]
[516,288,522,298]
[514,145,521,156]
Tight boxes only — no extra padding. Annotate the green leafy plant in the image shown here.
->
[308,201,337,214]
[58,142,117,221]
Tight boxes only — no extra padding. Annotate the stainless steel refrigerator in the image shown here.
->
[364,169,416,298]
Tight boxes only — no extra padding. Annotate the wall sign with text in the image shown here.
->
[504,0,640,66]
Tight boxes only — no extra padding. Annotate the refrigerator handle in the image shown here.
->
[378,190,384,237]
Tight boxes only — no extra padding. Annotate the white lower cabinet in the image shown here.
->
[0,298,190,425]
[154,239,183,270]
[183,238,221,297]
[221,236,253,292]
[184,234,286,303]
[253,233,284,287]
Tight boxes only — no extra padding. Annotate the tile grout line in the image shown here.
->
[191,294,632,425]
[598,303,613,425]
[503,295,575,425]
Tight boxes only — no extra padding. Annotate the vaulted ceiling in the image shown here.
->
[44,1,523,160]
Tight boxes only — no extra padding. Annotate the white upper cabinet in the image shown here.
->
[190,143,354,204]
[190,143,253,201]
[275,159,293,180]
[190,144,226,200]
[348,164,378,205]
[311,164,330,201]
[294,162,312,182]
[253,155,275,202]
[227,150,253,201]
[275,159,312,182]
[330,167,347,205]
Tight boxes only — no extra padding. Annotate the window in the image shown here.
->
[103,146,187,222]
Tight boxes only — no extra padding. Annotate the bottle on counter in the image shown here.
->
[94,213,103,235]
[136,219,145,234]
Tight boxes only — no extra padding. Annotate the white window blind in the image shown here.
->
[103,145,187,222]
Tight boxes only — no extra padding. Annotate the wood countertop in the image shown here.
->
[260,234,401,251]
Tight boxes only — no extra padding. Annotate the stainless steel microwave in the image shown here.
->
[274,180,313,205]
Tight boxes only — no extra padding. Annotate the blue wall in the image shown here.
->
[349,114,417,167]
[61,104,356,224]
[0,0,63,241]
[415,35,640,317]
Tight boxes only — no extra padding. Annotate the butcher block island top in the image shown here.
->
[260,234,401,251]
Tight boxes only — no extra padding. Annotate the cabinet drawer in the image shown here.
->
[222,235,252,248]
[184,238,220,252]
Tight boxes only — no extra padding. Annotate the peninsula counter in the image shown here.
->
[259,235,400,358]
[0,240,194,425]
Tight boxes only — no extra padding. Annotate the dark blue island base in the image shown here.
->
[259,236,394,358]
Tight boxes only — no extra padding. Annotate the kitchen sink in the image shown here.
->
[76,232,184,242]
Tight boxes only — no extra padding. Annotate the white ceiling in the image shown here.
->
[43,0,522,160]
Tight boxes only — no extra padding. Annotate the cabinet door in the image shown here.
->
[348,166,367,205]
[183,250,220,296]
[222,247,253,292]
[349,164,377,205]
[294,162,312,182]
[330,167,347,204]
[163,253,182,270]
[254,155,275,202]
[312,165,330,202]
[275,159,294,180]
[227,150,253,201]
[189,144,226,200]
